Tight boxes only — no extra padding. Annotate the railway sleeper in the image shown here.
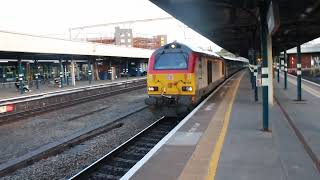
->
[105,160,135,169]
[121,151,146,157]
[93,173,122,180]
[133,142,156,148]
[130,146,152,153]
[122,147,150,155]
[118,153,143,161]
[113,157,137,164]
[140,136,162,142]
[138,138,161,144]
[98,165,129,175]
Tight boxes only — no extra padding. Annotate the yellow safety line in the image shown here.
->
[206,73,243,180]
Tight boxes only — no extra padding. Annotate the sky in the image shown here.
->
[0,0,222,51]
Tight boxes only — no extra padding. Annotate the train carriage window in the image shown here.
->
[207,61,212,84]
[154,52,188,70]
[197,57,202,79]
[222,62,225,75]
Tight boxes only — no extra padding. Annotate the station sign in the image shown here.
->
[256,74,262,87]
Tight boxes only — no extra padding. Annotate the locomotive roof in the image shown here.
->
[161,42,248,63]
[159,41,221,58]
[183,43,221,58]
[222,56,249,63]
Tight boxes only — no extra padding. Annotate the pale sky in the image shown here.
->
[0,0,222,51]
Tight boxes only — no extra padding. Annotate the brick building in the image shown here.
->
[133,35,167,49]
[86,27,167,50]
[286,44,320,69]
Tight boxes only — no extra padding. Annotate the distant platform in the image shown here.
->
[0,77,145,102]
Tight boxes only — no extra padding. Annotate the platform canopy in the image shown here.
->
[150,0,320,58]
[0,31,153,60]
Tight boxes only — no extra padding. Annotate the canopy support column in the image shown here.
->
[18,57,24,94]
[260,1,271,131]
[2,66,5,83]
[34,60,39,90]
[88,58,92,84]
[59,59,64,88]
[70,60,76,86]
[253,50,258,102]
[65,60,69,86]
[277,57,280,83]
[297,44,302,101]
[126,59,129,79]
[284,50,288,89]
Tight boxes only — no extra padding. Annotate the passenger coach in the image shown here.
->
[145,42,247,117]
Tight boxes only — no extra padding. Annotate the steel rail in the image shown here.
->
[69,116,177,180]
[0,105,148,178]
[0,80,146,125]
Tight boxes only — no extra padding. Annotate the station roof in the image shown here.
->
[150,0,320,58]
[0,31,153,60]
[286,44,320,54]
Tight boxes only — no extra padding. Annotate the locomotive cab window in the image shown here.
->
[154,52,188,70]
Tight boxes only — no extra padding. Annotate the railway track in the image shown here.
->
[0,105,148,178]
[70,117,178,180]
[0,80,146,125]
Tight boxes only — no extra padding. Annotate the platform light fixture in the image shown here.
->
[182,86,193,92]
[257,57,262,63]
[148,86,158,91]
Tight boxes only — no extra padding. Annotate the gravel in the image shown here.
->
[1,108,159,180]
[0,88,147,165]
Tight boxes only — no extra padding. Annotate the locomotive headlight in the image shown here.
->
[182,86,193,92]
[148,86,158,91]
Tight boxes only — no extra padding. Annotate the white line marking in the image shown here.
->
[120,72,241,180]
[282,74,320,98]
[204,103,215,111]
[188,123,200,133]
[287,73,320,88]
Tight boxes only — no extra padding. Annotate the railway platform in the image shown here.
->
[0,77,144,101]
[0,77,146,123]
[121,70,320,180]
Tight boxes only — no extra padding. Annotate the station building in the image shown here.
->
[0,30,152,91]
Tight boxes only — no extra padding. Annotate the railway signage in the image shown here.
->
[256,74,262,87]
